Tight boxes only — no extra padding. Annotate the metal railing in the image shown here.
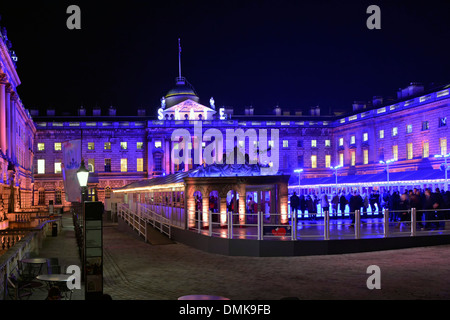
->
[117,203,172,241]
[117,202,450,242]
[187,208,450,241]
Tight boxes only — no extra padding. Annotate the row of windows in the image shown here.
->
[36,158,145,174]
[296,138,448,168]
[37,141,149,151]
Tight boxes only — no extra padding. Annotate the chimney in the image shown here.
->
[373,96,383,106]
[398,82,424,99]
[274,105,281,116]
[108,106,116,116]
[78,106,86,116]
[93,107,101,116]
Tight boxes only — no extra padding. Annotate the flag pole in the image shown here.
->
[178,38,182,79]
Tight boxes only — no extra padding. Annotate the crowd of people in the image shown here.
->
[290,188,450,229]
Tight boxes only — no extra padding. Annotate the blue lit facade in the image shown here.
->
[30,78,450,210]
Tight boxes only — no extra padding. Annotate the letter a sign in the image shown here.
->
[366,265,381,289]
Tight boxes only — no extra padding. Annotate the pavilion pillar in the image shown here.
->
[278,183,289,224]
[202,192,209,228]
[270,186,277,224]
[219,194,227,227]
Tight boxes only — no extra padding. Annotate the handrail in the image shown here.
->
[118,202,450,242]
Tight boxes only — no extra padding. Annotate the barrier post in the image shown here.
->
[355,210,361,239]
[209,211,213,237]
[324,211,329,240]
[384,209,390,238]
[410,208,416,237]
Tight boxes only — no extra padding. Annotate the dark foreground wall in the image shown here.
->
[118,218,450,257]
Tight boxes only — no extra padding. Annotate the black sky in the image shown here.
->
[0,0,450,117]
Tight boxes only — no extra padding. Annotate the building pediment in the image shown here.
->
[158,99,217,121]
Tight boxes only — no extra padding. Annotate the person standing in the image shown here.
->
[320,191,329,216]
[349,191,363,226]
[290,192,300,218]
[339,192,347,217]
[331,193,339,218]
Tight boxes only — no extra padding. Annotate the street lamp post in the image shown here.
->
[379,159,395,185]
[330,165,343,192]
[434,153,450,191]
[294,169,303,194]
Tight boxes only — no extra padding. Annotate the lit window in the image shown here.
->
[155,140,162,148]
[311,140,317,148]
[121,158,128,172]
[339,138,344,146]
[283,140,289,148]
[392,127,398,137]
[54,143,62,151]
[423,142,429,158]
[392,145,398,161]
[137,158,144,172]
[104,142,111,150]
[350,136,356,145]
[351,151,356,166]
[407,143,413,160]
[311,155,317,168]
[37,159,45,174]
[325,140,331,147]
[339,153,344,166]
[269,140,274,148]
[363,149,369,164]
[88,159,95,172]
[54,161,62,174]
[38,143,45,151]
[238,141,245,148]
[406,124,413,134]
[120,142,127,150]
[379,130,384,139]
[363,133,368,142]
[137,142,144,150]
[440,138,448,155]
[422,121,429,131]
[88,142,95,150]
[325,155,331,168]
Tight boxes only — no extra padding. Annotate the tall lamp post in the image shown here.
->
[294,169,303,194]
[330,165,343,192]
[379,159,395,185]
[434,153,450,191]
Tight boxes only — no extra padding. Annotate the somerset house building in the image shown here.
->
[29,73,450,211]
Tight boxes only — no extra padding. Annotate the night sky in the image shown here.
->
[0,0,450,117]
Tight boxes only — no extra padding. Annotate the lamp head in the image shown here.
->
[77,159,89,187]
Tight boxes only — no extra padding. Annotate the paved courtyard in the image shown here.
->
[34,213,450,300]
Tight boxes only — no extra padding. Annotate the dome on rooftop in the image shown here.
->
[164,77,199,108]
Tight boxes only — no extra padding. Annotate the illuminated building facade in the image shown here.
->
[0,28,36,220]
[29,75,450,211]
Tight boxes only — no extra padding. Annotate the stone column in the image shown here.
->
[5,86,11,160]
[0,75,7,155]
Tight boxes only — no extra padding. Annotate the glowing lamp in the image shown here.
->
[77,159,90,188]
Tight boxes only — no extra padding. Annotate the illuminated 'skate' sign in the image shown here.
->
[157,107,226,120]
